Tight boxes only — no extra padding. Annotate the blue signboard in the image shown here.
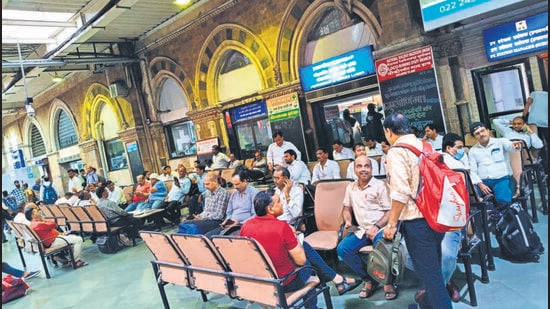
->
[232,101,267,122]
[299,45,376,92]
[483,12,548,62]
[420,0,522,32]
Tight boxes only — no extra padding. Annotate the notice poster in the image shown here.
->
[376,46,446,132]
[266,92,308,161]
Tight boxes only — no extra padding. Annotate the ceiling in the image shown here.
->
[1,0,222,117]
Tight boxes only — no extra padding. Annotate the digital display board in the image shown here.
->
[299,45,376,92]
[420,0,523,32]
[483,12,548,62]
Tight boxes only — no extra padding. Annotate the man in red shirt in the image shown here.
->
[26,206,87,268]
[125,175,151,212]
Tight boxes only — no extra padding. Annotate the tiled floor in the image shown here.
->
[2,199,548,308]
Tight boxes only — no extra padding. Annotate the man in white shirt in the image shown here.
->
[423,124,444,151]
[211,145,230,169]
[346,144,384,179]
[505,116,543,150]
[364,137,384,158]
[311,147,341,185]
[273,167,304,225]
[106,180,127,208]
[266,130,301,172]
[67,169,83,194]
[332,140,355,160]
[228,153,242,169]
[159,165,177,181]
[284,149,311,186]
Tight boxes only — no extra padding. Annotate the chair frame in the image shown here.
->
[13,222,76,279]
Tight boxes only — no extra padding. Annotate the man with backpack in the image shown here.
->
[39,176,59,205]
[381,113,452,309]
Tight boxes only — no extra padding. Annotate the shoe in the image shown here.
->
[359,281,379,299]
[446,281,460,302]
[23,270,41,280]
[75,260,89,268]
[335,277,362,296]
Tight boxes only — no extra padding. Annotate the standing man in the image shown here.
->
[381,112,452,309]
[468,122,522,209]
[183,172,230,234]
[211,145,230,169]
[67,169,83,194]
[85,166,99,186]
[284,149,311,187]
[337,155,394,300]
[10,180,26,204]
[206,170,259,237]
[266,131,301,172]
[273,167,304,225]
[332,140,355,160]
[523,90,548,170]
[311,147,340,186]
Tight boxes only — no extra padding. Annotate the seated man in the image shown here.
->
[468,122,522,209]
[125,175,150,212]
[273,167,303,226]
[140,173,168,211]
[205,170,258,237]
[105,180,127,209]
[284,149,311,187]
[311,147,341,186]
[346,144,384,179]
[332,140,355,160]
[423,123,444,151]
[240,191,361,309]
[336,155,395,300]
[180,172,230,234]
[26,205,88,268]
[55,192,79,206]
[248,150,268,181]
[228,153,242,169]
[96,186,142,240]
[503,116,543,160]
[159,176,190,225]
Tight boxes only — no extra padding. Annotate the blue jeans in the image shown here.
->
[337,229,383,281]
[2,262,24,277]
[482,176,513,205]
[403,219,451,309]
[284,259,317,309]
[303,241,336,283]
[125,201,144,212]
[441,231,461,283]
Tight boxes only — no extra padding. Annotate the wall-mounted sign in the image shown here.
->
[196,137,219,156]
[266,92,300,122]
[420,0,522,32]
[232,101,267,122]
[483,12,548,62]
[299,45,376,92]
[376,46,446,133]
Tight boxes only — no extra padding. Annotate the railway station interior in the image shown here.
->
[2,0,548,308]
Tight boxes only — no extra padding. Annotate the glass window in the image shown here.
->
[57,110,78,149]
[235,118,272,159]
[30,124,46,157]
[166,121,197,158]
[307,7,356,41]
[104,139,128,171]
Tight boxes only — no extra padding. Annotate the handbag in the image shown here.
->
[2,275,29,304]
[366,232,406,285]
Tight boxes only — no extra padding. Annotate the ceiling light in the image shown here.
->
[174,0,193,6]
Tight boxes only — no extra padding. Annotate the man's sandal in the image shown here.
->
[335,277,362,296]
[384,284,398,300]
[359,281,379,298]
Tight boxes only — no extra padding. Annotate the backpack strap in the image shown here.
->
[393,141,433,156]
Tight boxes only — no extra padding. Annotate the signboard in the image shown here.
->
[376,46,446,132]
[266,92,308,161]
[420,0,523,32]
[125,141,144,182]
[299,46,376,92]
[196,137,219,156]
[232,101,267,122]
[483,12,548,62]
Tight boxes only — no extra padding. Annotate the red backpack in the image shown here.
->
[394,142,469,232]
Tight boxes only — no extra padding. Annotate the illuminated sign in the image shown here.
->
[232,101,267,122]
[299,46,376,92]
[483,12,548,62]
[420,0,523,32]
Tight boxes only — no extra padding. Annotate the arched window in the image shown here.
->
[159,78,198,159]
[57,110,78,149]
[307,7,357,41]
[30,124,46,157]
[217,50,262,101]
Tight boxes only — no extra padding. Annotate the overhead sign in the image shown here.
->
[420,0,523,32]
[232,101,267,122]
[375,46,434,82]
[266,92,300,122]
[483,12,548,62]
[299,45,376,92]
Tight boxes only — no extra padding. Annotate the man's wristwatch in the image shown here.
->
[386,223,397,229]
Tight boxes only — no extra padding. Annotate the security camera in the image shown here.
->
[26,104,35,117]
